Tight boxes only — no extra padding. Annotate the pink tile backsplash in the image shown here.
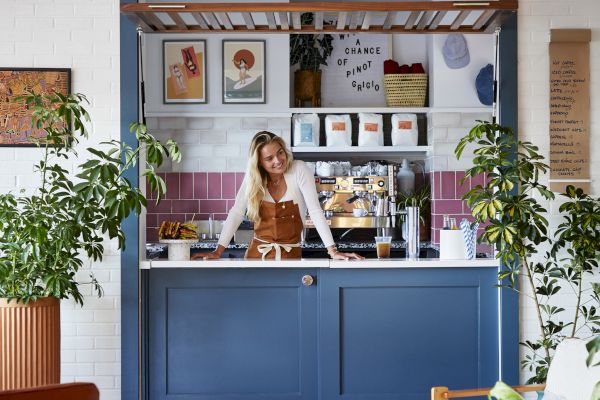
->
[193,173,207,199]
[221,173,236,199]
[207,173,222,199]
[165,172,180,199]
[430,170,491,254]
[147,172,244,241]
[180,173,194,199]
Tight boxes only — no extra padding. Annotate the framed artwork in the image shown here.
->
[163,40,206,104]
[0,68,71,147]
[222,40,266,104]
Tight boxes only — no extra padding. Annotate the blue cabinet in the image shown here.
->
[319,268,499,400]
[149,268,319,400]
[147,266,503,400]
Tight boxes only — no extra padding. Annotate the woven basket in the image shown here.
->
[383,73,428,107]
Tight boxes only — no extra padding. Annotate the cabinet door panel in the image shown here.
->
[149,268,318,400]
[319,268,498,400]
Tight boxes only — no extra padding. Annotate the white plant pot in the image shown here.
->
[159,239,197,261]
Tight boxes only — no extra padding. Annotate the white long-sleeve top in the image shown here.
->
[217,160,335,248]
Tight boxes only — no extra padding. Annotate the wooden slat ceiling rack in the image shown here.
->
[121,1,518,34]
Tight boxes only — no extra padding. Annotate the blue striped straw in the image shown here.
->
[460,219,478,260]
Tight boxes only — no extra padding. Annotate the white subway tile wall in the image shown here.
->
[518,0,600,384]
[148,116,291,173]
[0,1,121,398]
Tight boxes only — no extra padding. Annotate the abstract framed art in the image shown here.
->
[163,40,207,104]
[222,40,266,104]
[0,68,71,147]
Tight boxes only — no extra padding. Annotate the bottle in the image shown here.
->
[450,217,458,230]
[208,213,214,239]
[442,214,450,230]
[396,159,415,196]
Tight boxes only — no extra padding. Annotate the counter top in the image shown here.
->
[140,257,499,269]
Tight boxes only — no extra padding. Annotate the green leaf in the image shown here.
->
[488,381,524,400]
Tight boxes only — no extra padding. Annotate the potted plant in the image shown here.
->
[289,12,334,107]
[455,121,600,385]
[0,92,180,389]
[396,184,431,241]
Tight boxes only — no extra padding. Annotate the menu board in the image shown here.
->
[321,34,389,107]
[549,29,591,193]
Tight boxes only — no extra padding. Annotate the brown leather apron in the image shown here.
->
[245,200,303,259]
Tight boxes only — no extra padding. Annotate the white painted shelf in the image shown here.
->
[143,107,492,118]
[289,107,429,114]
[291,146,432,159]
[292,146,430,153]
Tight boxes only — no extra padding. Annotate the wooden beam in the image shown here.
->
[265,12,277,29]
[349,11,365,30]
[278,12,289,30]
[484,11,511,33]
[450,10,470,30]
[361,11,372,30]
[242,12,255,30]
[128,24,500,34]
[416,10,435,30]
[404,11,420,29]
[128,14,153,31]
[121,2,519,13]
[216,12,233,30]
[315,11,324,30]
[292,12,301,29]
[428,10,447,30]
[169,12,188,30]
[382,11,396,30]
[140,12,165,31]
[203,12,221,30]
[133,12,157,31]
[337,11,348,30]
[472,9,495,30]
[190,12,209,29]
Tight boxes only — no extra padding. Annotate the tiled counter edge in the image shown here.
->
[139,258,499,269]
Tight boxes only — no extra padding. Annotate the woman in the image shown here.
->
[193,131,363,261]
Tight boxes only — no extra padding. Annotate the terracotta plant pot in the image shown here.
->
[294,70,322,107]
[420,220,431,242]
[0,297,60,390]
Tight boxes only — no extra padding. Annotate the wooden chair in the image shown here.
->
[431,337,600,400]
[431,384,544,400]
[0,383,98,400]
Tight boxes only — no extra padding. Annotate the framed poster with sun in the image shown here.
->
[222,40,265,104]
[163,40,206,104]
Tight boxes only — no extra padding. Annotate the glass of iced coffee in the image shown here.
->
[375,236,392,258]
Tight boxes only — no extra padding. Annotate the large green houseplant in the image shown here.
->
[0,92,179,389]
[0,92,179,304]
[289,12,334,107]
[456,121,600,386]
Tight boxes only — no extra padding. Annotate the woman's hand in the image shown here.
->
[330,251,364,261]
[191,251,221,260]
[191,245,225,260]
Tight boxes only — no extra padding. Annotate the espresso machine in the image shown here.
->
[309,164,398,229]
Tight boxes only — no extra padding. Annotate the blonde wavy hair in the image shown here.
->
[245,131,293,222]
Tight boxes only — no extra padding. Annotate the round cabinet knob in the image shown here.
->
[302,275,314,286]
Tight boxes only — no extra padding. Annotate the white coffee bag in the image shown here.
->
[293,113,320,147]
[325,114,352,147]
[391,114,418,146]
[358,113,383,147]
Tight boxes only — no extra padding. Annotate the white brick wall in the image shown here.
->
[518,0,600,383]
[0,1,121,398]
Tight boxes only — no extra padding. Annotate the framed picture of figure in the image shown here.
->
[0,68,71,147]
[222,40,266,104]
[163,40,207,104]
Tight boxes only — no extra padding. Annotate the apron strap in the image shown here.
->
[254,237,300,260]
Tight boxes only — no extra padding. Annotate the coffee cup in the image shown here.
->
[375,236,392,258]
[352,208,368,217]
